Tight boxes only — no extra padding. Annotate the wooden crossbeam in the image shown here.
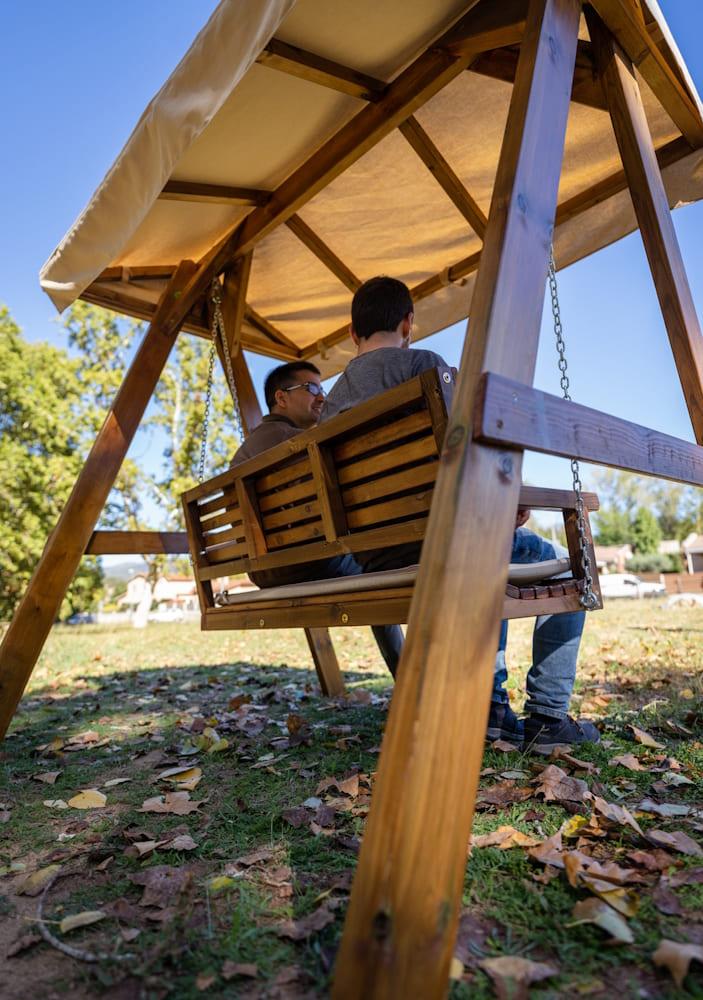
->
[159,181,269,206]
[256,38,386,102]
[332,0,581,994]
[285,214,361,291]
[244,306,301,357]
[220,254,253,362]
[471,39,608,110]
[86,531,189,555]
[589,0,703,146]
[475,372,703,486]
[588,10,703,444]
[98,265,179,282]
[398,117,487,238]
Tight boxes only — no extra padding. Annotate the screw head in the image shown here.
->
[442,371,452,384]
[259,618,265,627]
[341,613,349,624]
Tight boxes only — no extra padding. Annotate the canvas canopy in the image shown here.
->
[40,0,703,378]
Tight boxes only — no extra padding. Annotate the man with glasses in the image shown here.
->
[231,361,404,676]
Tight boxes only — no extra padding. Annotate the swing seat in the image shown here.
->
[181,367,601,631]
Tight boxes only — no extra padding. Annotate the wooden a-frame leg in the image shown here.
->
[304,628,345,697]
[587,9,703,443]
[0,262,196,739]
[332,0,580,996]
[218,261,346,695]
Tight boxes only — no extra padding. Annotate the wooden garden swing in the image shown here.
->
[3,0,703,995]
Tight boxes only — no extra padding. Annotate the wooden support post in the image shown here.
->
[587,10,703,445]
[0,262,197,739]
[333,0,580,996]
[304,628,345,697]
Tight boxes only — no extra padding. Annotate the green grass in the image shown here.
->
[1,600,702,997]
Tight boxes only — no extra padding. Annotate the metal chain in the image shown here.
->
[548,248,599,611]
[197,278,246,484]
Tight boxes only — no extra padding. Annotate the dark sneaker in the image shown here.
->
[523,713,600,754]
[486,703,524,745]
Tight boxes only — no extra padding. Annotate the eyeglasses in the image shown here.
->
[282,382,326,398]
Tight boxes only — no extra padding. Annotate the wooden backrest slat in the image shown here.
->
[204,539,249,562]
[203,525,246,547]
[198,488,239,518]
[346,489,434,530]
[262,499,321,531]
[258,477,316,512]
[266,519,325,550]
[201,508,244,532]
[342,459,439,508]
[256,457,311,494]
[337,434,437,487]
[333,410,432,462]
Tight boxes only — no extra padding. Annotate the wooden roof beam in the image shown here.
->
[159,180,270,207]
[202,1,525,279]
[244,305,302,358]
[256,38,387,102]
[398,116,488,238]
[471,40,608,110]
[98,264,179,282]
[588,0,703,145]
[286,214,362,292]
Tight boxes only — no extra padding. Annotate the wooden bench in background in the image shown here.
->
[182,368,601,691]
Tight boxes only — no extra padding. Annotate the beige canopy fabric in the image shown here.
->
[40,0,703,379]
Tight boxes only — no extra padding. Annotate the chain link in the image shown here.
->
[548,248,599,611]
[197,277,246,484]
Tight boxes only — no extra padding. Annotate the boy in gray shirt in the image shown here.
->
[320,276,598,752]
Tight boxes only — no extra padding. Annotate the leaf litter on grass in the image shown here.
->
[2,607,703,996]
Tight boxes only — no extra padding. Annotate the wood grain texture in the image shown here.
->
[475,372,703,486]
[304,628,346,696]
[588,9,703,444]
[257,38,386,102]
[0,262,197,739]
[85,531,189,555]
[286,215,361,292]
[332,2,581,994]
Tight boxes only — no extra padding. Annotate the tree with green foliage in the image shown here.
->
[592,506,632,546]
[0,306,103,619]
[630,506,662,554]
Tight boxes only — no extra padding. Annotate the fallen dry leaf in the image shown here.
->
[103,777,131,788]
[567,897,634,944]
[629,725,664,749]
[609,753,646,772]
[67,789,107,809]
[33,771,62,785]
[668,866,703,887]
[533,764,591,804]
[647,829,703,857]
[15,864,61,896]
[479,955,559,999]
[627,848,677,872]
[276,903,335,940]
[472,826,541,850]
[638,799,690,819]
[652,879,683,916]
[60,910,106,934]
[652,939,703,988]
[43,799,68,809]
[6,931,41,957]
[139,791,203,815]
[222,961,258,980]
[130,865,192,908]
[592,797,643,836]
[281,806,309,828]
[478,781,532,808]
[490,739,521,753]
[195,973,216,992]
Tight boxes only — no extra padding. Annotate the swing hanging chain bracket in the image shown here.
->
[548,248,599,611]
[197,278,246,485]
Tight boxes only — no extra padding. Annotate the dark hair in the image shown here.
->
[264,361,321,411]
[351,276,414,340]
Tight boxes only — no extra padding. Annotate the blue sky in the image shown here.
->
[3,1,703,508]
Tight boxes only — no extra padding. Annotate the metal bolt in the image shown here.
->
[259,618,265,627]
[341,613,349,624]
[442,371,452,384]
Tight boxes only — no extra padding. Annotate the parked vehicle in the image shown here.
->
[65,612,97,625]
[599,573,666,599]
[148,606,185,623]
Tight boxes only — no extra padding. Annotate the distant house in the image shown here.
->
[594,544,633,573]
[658,539,681,556]
[118,572,253,612]
[683,534,703,573]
